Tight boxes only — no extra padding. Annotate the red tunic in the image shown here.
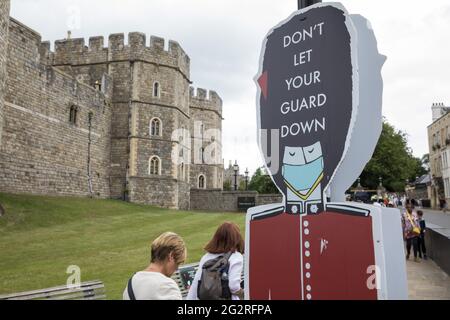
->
[248,207,378,300]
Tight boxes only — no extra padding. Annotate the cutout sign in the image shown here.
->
[246,2,407,300]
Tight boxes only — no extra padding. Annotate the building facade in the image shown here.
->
[427,102,450,208]
[0,0,223,210]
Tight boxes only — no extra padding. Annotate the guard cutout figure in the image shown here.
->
[246,2,407,300]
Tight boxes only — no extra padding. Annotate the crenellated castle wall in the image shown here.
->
[0,10,224,210]
[43,33,194,209]
[0,18,112,197]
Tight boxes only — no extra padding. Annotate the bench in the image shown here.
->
[171,262,244,298]
[0,280,106,300]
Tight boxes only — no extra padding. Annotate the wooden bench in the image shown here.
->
[171,263,244,298]
[0,280,106,300]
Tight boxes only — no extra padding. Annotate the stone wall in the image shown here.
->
[0,18,112,197]
[257,194,284,206]
[190,189,283,212]
[0,0,10,144]
[128,177,189,209]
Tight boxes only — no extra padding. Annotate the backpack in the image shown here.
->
[197,252,233,300]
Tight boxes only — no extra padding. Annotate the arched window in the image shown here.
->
[181,163,185,181]
[198,174,206,189]
[198,175,206,189]
[150,118,162,136]
[149,156,161,175]
[69,105,78,125]
[153,81,160,98]
[200,147,205,163]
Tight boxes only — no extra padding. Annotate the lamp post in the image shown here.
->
[298,0,321,9]
[233,161,239,191]
[245,168,249,191]
[405,179,409,200]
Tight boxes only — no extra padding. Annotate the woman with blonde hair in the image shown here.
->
[187,222,244,300]
[123,232,187,300]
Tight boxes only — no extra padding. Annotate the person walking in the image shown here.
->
[442,199,448,213]
[187,222,244,300]
[402,203,421,262]
[123,232,187,300]
[416,210,427,260]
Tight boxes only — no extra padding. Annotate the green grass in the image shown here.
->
[0,193,245,299]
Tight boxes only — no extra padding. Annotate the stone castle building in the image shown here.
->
[0,0,224,210]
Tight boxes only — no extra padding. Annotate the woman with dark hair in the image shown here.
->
[187,222,244,300]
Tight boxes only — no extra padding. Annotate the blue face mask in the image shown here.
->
[282,157,324,192]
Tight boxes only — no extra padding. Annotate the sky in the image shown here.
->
[10,0,450,176]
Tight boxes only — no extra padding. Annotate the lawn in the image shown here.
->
[0,193,245,299]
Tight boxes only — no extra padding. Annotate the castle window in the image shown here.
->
[88,112,94,124]
[149,156,161,175]
[200,147,205,164]
[69,105,78,125]
[181,163,185,181]
[150,118,162,136]
[153,81,160,98]
[200,124,204,137]
[198,175,206,189]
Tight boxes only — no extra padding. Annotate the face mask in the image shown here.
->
[282,157,324,192]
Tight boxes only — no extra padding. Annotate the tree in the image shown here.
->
[248,167,280,194]
[238,179,247,191]
[223,180,232,191]
[358,121,427,192]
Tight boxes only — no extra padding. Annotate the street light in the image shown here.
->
[233,161,239,191]
[245,168,249,191]
[405,179,409,199]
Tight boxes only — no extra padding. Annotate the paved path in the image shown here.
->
[396,207,450,299]
[407,257,450,300]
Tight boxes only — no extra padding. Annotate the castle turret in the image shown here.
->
[0,0,10,145]
[189,87,224,190]
[47,32,193,209]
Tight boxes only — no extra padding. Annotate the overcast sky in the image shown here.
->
[10,0,450,175]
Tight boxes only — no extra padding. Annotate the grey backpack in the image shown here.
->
[197,252,233,300]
